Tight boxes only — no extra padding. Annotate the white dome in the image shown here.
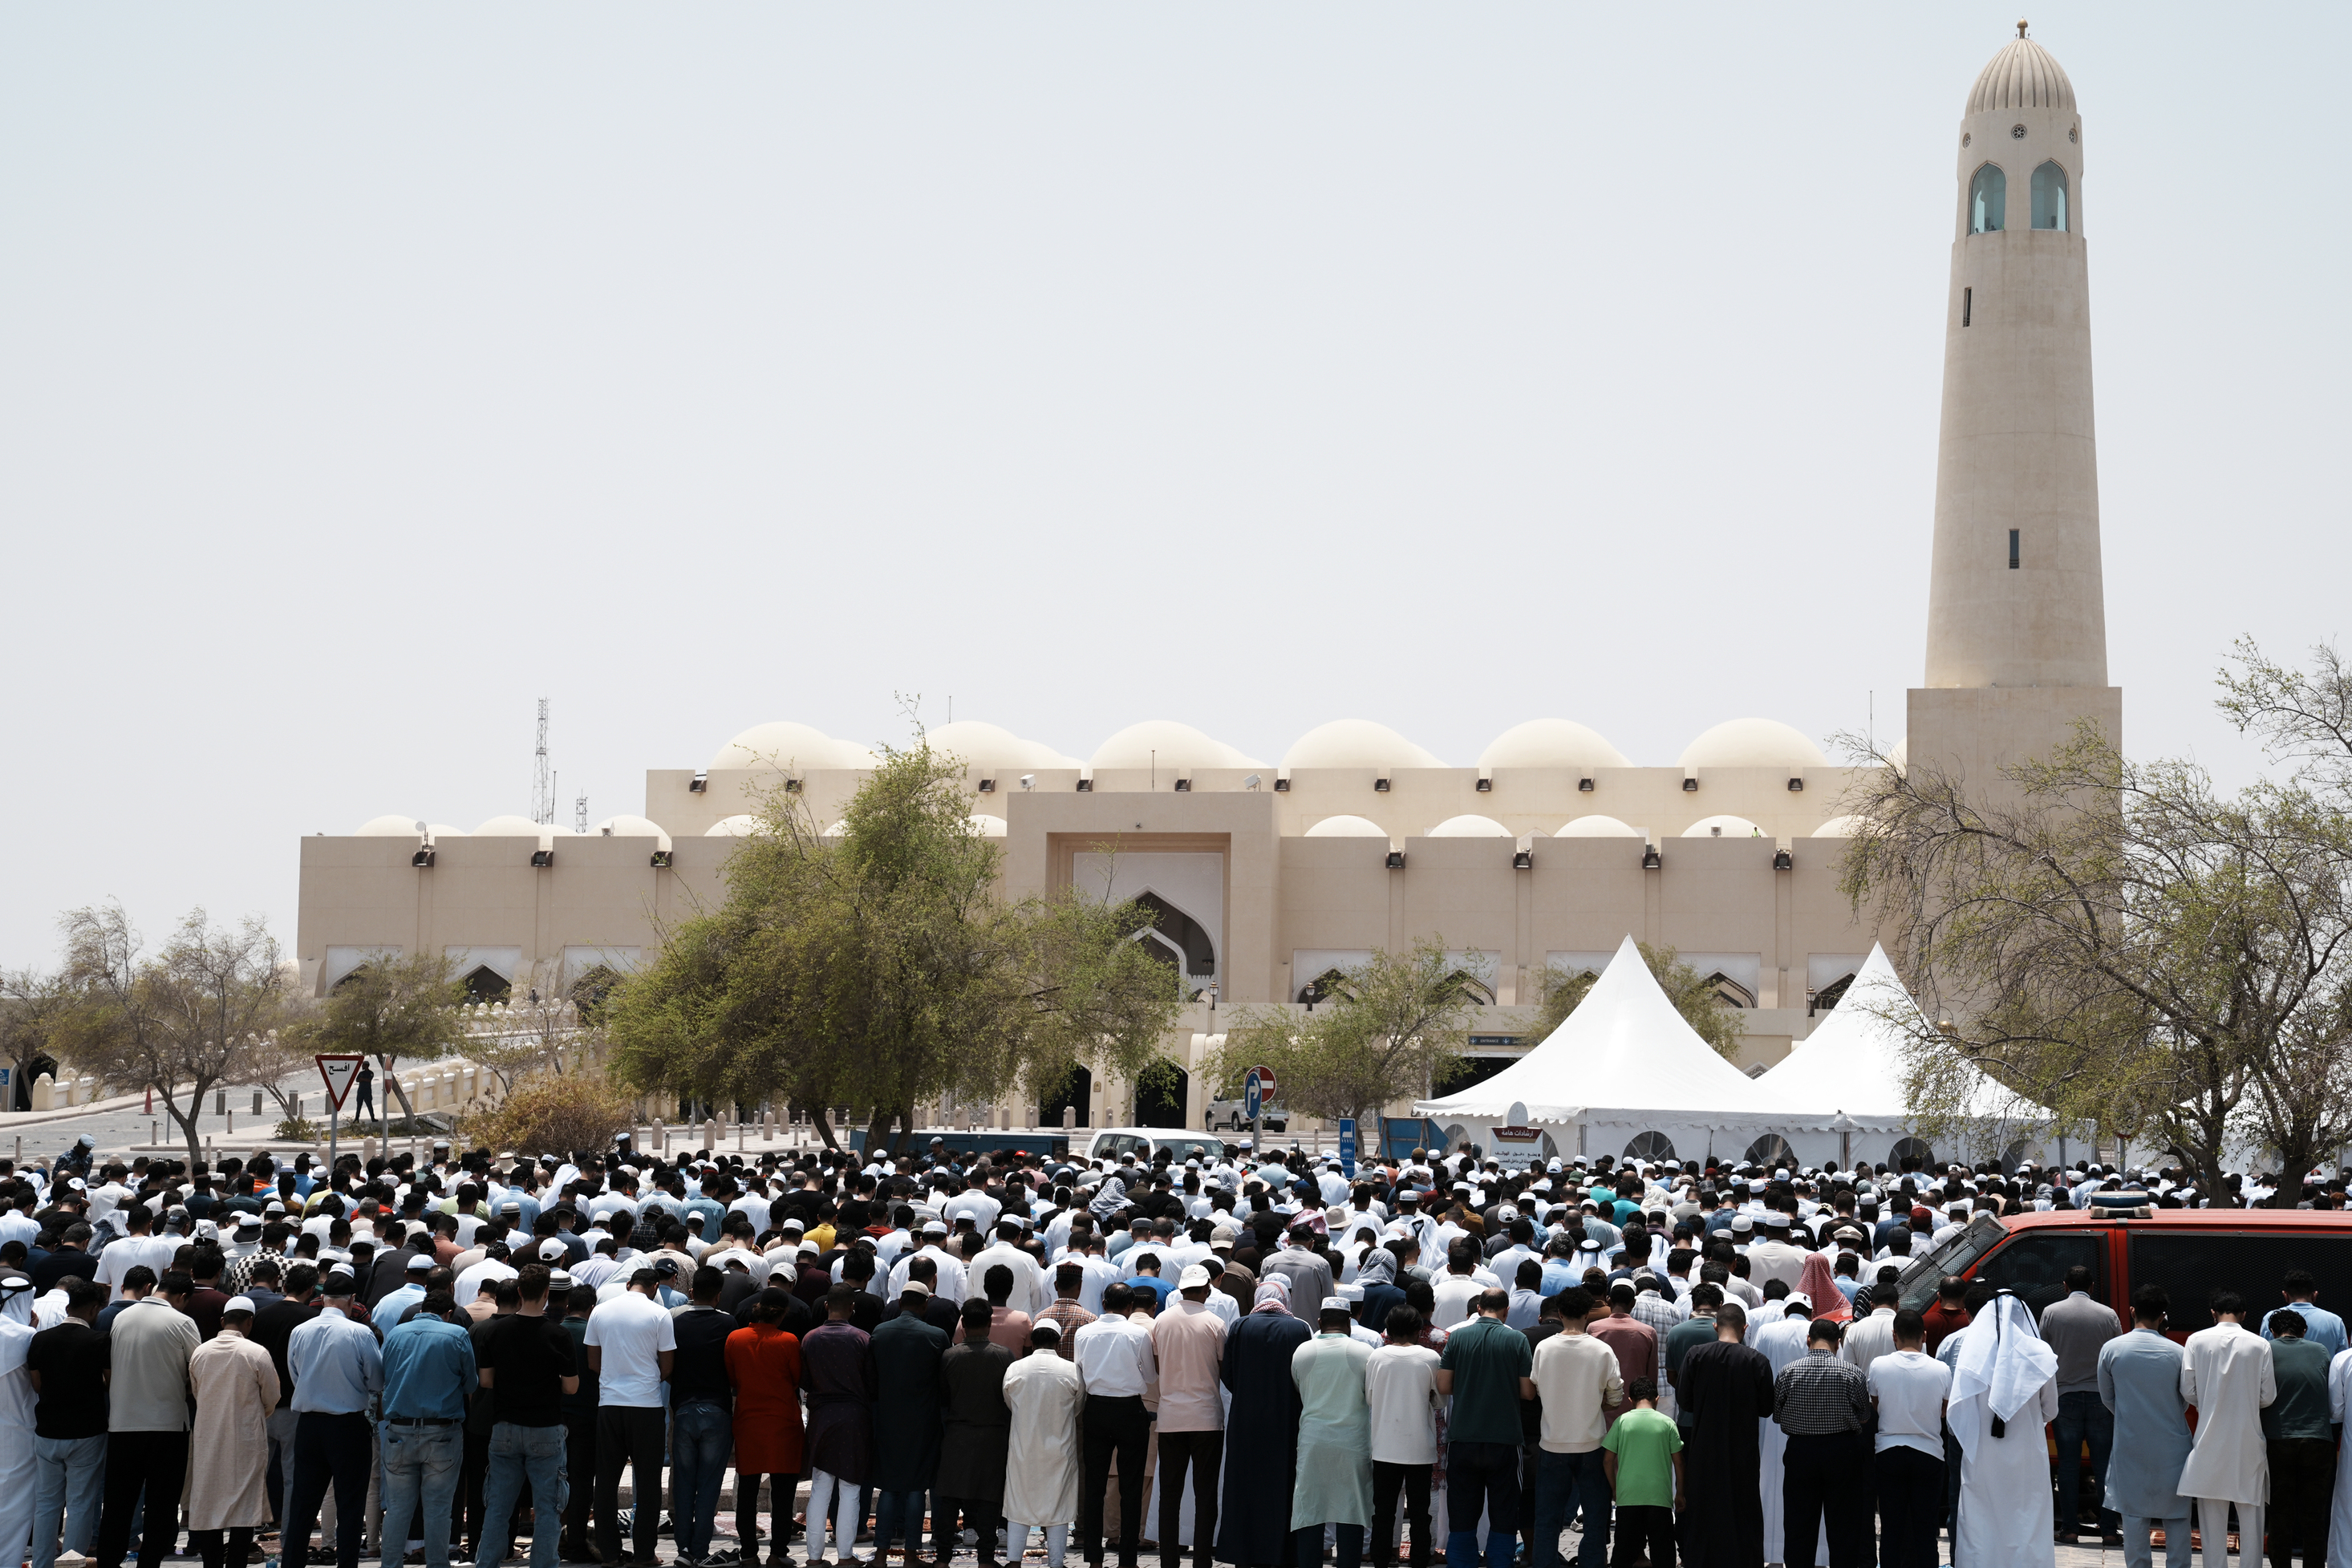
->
[1304,815,1390,838]
[1089,720,1259,772]
[1425,814,1512,838]
[1556,815,1640,837]
[1810,815,1867,838]
[710,721,875,772]
[473,815,548,837]
[1884,738,1908,774]
[966,813,1008,838]
[592,814,672,849]
[1478,719,1631,771]
[705,815,763,837]
[1677,718,1829,772]
[1281,719,1443,772]
[1681,814,1764,838]
[356,815,425,837]
[927,720,1081,774]
[424,824,467,841]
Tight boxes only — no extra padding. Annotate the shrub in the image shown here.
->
[464,1072,639,1161]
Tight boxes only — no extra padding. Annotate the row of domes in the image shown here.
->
[708,715,1841,776]
[1304,813,1865,840]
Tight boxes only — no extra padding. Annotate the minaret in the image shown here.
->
[1909,23,2120,782]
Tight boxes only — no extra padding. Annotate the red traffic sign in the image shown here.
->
[1250,1066,1275,1095]
[315,1054,367,1112]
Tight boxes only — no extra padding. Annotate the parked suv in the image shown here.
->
[1084,1127,1231,1168]
[1203,1097,1288,1133]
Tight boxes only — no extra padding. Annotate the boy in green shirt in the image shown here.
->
[1601,1377,1683,1567]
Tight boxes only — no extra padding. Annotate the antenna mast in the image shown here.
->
[575,789,588,834]
[532,699,554,825]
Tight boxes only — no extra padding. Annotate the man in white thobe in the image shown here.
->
[1949,1292,2059,1568]
[1004,1323,1087,1568]
[2178,1290,2276,1568]
[1750,1296,1815,1562]
[0,1277,38,1568]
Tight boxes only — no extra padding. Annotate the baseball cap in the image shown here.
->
[537,1239,569,1262]
[1178,1264,1211,1290]
[901,1280,932,1298]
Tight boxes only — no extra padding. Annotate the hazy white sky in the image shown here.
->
[3,3,2346,967]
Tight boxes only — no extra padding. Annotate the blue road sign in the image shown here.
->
[1244,1069,1263,1122]
[1338,1117,1358,1178]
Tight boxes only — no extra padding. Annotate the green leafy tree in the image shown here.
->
[605,735,1185,1156]
[1209,937,1485,1124]
[1518,942,1744,1062]
[285,950,470,1127]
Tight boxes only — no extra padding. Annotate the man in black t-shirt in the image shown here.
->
[249,1262,324,1527]
[669,1268,737,1563]
[481,1266,579,1568]
[27,1278,110,1568]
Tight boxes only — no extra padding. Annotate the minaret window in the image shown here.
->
[2031,160,2070,232]
[1969,164,2007,234]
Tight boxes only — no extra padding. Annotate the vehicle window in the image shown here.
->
[1896,1215,2006,1313]
[1974,1229,2104,1321]
[1153,1136,1221,1166]
[2130,1230,2352,1335]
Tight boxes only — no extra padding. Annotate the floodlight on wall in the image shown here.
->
[600,826,613,837]
[1076,776,1093,792]
[1681,777,1699,792]
[1772,849,1794,870]
[1173,776,1192,792]
[688,770,708,793]
[783,778,802,794]
[1786,776,1805,792]
[1020,774,1036,791]
[977,778,996,793]
[1641,845,1662,869]
[1578,778,1595,792]
[1512,849,1533,870]
[1244,774,1261,791]
[1476,770,1493,793]
[1273,774,1291,792]
[1385,850,1406,869]
[1373,777,1391,792]
[651,849,675,869]
[412,848,436,868]
[530,849,555,867]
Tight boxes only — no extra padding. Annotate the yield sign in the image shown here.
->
[315,1054,366,1112]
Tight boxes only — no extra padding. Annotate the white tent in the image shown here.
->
[1416,935,1837,1168]
[1763,942,2056,1165]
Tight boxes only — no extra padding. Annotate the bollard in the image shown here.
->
[150,1120,156,1148]
[252,1090,263,1116]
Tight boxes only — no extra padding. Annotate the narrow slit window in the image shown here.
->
[2009,529,2021,569]
[1963,286,1973,326]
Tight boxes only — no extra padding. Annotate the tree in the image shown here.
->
[285,950,469,1127]
[1519,943,1744,1061]
[0,966,71,1111]
[464,1070,640,1160]
[1835,690,2352,1205]
[49,904,289,1167]
[605,737,1186,1156]
[1209,938,1485,1124]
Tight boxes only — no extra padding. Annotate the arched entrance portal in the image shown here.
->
[460,965,512,1003]
[1135,1064,1190,1129]
[1040,1065,1093,1128]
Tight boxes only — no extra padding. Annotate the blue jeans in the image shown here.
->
[32,1433,107,1568]
[1531,1449,1609,1568]
[668,1401,731,1559]
[874,1489,938,1562]
[378,1421,465,1568]
[483,1423,570,1568]
[1442,1441,1519,1568]
[2054,1389,2117,1534]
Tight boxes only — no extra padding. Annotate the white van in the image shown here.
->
[1084,1127,1231,1168]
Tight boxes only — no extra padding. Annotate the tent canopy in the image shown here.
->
[1417,934,1798,1121]
[1762,943,2047,1122]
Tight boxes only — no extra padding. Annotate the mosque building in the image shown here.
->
[296,29,2115,1143]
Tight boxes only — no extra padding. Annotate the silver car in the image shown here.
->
[1203,1097,1287,1132]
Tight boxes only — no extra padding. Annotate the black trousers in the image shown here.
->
[2268,1437,2335,1568]
[1445,1441,1521,1549]
[1780,1431,1871,1568]
[285,1412,374,1568]
[460,1422,493,1552]
[1158,1428,1223,1568]
[1871,1445,1943,1568]
[1370,1461,1433,1568]
[736,1473,794,1556]
[1609,1505,1674,1568]
[592,1405,667,1563]
[190,1528,256,1568]
[943,1497,1004,1566]
[1081,1394,1151,1566]
[561,1409,597,1544]
[95,1429,190,1568]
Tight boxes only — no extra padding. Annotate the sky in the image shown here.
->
[3,2,2347,968]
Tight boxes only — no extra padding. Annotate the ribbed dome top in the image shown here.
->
[1967,37,2075,115]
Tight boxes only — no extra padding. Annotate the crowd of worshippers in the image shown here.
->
[0,1133,2338,1568]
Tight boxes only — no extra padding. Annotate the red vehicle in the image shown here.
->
[1895,1206,2352,1335]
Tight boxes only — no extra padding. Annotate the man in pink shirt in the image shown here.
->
[1586,1282,1658,1425]
[1148,1265,1228,1568]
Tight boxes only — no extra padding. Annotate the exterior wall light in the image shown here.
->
[412,849,436,868]
[1578,778,1595,792]
[1641,846,1662,869]
[1786,776,1805,792]
[1020,774,1036,791]
[1681,777,1699,793]
[1385,851,1406,869]
[1373,778,1391,792]
[1773,849,1794,869]
[1476,775,1494,793]
[977,777,996,793]
[530,849,555,867]
[651,849,675,869]
[688,770,708,793]
[1512,849,1533,869]
[1173,777,1192,792]
[783,778,802,794]
[1273,776,1291,792]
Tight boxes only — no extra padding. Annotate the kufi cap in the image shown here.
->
[1029,1319,1060,1341]
[234,1214,262,1232]
[922,1219,949,1236]
[264,1200,286,1214]
[224,1295,257,1316]
[549,1270,574,1287]
[1178,1264,1211,1289]
[1730,1214,1753,1233]
[1320,1296,1350,1315]
[780,1216,805,1233]
[405,1254,434,1272]
[901,1280,932,1298]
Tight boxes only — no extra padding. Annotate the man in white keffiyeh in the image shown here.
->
[1949,1292,2059,1567]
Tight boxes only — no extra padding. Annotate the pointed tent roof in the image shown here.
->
[1417,935,1798,1121]
[1763,944,2043,1121]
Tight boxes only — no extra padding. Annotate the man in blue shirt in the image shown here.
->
[284,1272,385,1568]
[2261,1270,2348,1359]
[372,1254,435,1334]
[379,1294,477,1568]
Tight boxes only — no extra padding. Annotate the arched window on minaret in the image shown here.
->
[2031,160,2070,232]
[1969,163,2007,233]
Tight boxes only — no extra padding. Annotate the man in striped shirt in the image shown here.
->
[1771,1318,1872,1568]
